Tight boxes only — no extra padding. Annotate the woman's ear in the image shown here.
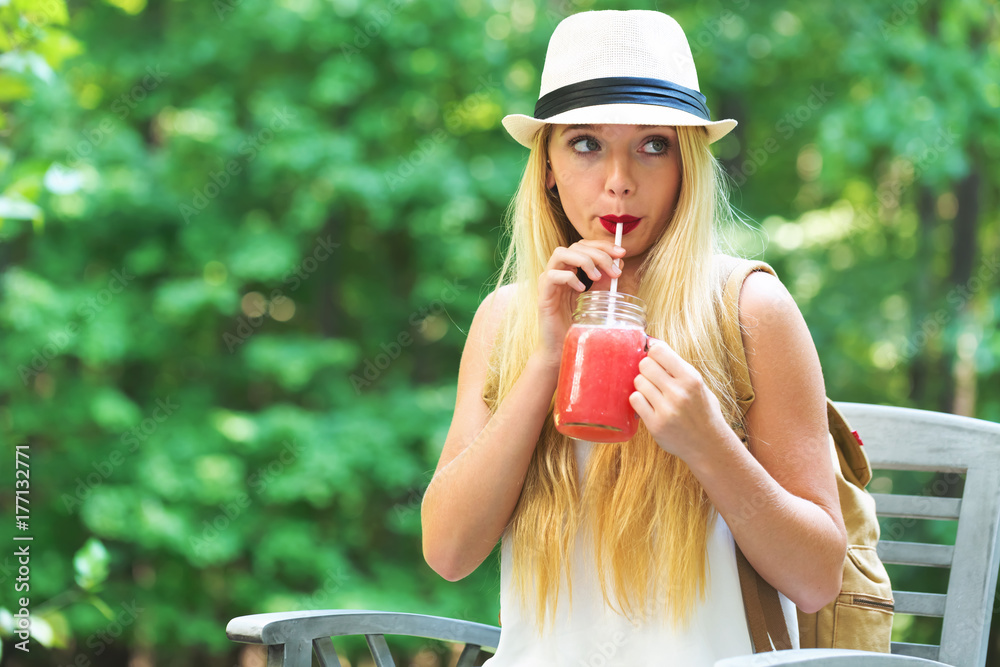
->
[546,160,557,191]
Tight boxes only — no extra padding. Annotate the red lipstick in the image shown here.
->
[599,215,641,235]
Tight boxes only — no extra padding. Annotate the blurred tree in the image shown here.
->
[0,0,997,664]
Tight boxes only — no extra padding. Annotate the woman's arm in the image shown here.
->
[731,270,846,611]
[422,240,625,581]
[630,270,846,613]
[421,285,562,581]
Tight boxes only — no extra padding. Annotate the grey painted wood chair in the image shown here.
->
[226,402,1000,667]
[226,609,500,666]
[716,402,1000,667]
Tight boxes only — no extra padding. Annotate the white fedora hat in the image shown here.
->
[502,10,737,148]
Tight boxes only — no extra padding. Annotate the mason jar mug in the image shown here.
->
[554,291,648,443]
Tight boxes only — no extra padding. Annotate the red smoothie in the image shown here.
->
[554,324,648,443]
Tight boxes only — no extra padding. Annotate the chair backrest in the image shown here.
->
[836,402,1000,666]
[226,609,501,667]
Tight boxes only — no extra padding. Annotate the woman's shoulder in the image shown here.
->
[469,283,518,345]
[712,252,776,279]
[738,270,795,323]
[730,266,808,362]
[709,253,798,331]
[477,283,518,319]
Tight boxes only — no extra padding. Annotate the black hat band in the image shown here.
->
[534,76,711,121]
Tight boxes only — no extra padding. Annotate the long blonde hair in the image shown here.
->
[482,123,743,630]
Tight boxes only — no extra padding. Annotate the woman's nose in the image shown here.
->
[605,154,635,197]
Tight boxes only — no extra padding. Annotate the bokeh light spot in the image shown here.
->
[270,297,295,322]
[204,261,228,286]
[241,292,267,318]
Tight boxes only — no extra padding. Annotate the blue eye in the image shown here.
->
[643,138,669,154]
[570,136,600,153]
[567,134,672,157]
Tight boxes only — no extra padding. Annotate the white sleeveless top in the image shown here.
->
[483,440,798,666]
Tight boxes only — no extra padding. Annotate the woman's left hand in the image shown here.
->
[629,337,731,461]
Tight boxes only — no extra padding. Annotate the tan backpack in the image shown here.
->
[716,255,894,653]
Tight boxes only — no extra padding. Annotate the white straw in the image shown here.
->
[610,222,623,294]
[607,222,623,325]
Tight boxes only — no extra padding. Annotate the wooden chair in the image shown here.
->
[716,402,1000,666]
[226,402,1000,667]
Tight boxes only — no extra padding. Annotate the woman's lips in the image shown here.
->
[600,215,641,235]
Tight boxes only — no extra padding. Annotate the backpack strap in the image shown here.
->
[716,255,778,425]
[735,547,791,651]
[715,254,792,653]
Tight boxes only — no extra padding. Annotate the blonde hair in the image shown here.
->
[482,123,744,631]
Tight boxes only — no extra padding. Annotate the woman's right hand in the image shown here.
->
[535,240,626,367]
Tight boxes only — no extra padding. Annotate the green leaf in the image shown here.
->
[0,50,54,82]
[73,538,110,591]
[0,195,41,221]
[0,607,13,636]
[28,615,54,648]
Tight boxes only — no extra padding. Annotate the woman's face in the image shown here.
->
[546,124,682,260]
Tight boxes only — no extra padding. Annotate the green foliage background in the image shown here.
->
[0,0,998,664]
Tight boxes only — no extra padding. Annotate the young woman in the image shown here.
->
[421,10,847,664]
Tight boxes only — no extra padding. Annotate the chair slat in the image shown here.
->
[890,642,940,661]
[366,633,396,667]
[938,463,1000,666]
[267,640,312,667]
[312,636,340,667]
[892,591,946,617]
[456,644,482,667]
[877,540,954,567]
[871,493,962,520]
